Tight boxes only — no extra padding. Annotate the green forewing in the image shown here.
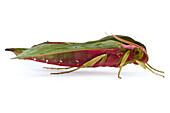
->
[14,40,122,58]
[87,35,147,50]
[14,35,146,59]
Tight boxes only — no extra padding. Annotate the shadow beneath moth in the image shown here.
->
[5,34,164,79]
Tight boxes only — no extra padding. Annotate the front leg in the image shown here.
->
[118,50,131,79]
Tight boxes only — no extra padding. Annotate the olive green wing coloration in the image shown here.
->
[13,40,122,59]
[87,35,147,51]
[12,35,146,59]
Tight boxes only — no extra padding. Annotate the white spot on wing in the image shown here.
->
[76,60,79,65]
[76,60,79,63]
[46,60,48,62]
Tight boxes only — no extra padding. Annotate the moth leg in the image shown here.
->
[51,67,81,75]
[43,67,72,70]
[118,50,131,79]
[51,54,107,75]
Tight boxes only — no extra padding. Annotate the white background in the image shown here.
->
[0,0,169,113]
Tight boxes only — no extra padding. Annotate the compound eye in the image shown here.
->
[135,51,139,55]
[133,48,144,59]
